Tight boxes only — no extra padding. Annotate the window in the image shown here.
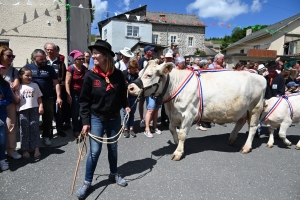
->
[284,34,300,55]
[152,35,158,44]
[103,29,107,40]
[253,45,260,49]
[240,49,244,54]
[188,37,194,47]
[0,41,8,47]
[127,26,139,37]
[171,36,176,44]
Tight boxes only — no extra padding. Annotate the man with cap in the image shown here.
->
[138,45,154,71]
[264,60,285,99]
[115,47,134,71]
[114,51,122,63]
[138,45,154,128]
[256,60,285,138]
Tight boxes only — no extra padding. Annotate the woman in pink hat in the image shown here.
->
[65,50,87,137]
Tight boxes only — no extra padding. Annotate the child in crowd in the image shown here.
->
[122,60,139,138]
[285,81,299,95]
[16,67,43,159]
[0,64,13,170]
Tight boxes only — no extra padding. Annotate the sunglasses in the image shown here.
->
[5,54,16,59]
[76,58,85,61]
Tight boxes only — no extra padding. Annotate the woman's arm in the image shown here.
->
[12,90,20,104]
[65,71,72,104]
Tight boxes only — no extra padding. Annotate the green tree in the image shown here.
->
[91,6,95,24]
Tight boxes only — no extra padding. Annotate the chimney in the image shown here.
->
[246,28,252,36]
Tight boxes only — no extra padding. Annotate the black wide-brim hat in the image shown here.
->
[266,60,278,68]
[88,40,115,57]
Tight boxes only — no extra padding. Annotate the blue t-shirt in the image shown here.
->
[24,63,58,99]
[138,57,149,70]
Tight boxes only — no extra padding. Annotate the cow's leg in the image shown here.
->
[228,117,246,145]
[169,123,178,144]
[171,126,189,161]
[296,140,300,150]
[266,127,275,148]
[278,123,292,146]
[241,106,262,153]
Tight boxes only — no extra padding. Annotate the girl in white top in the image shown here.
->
[16,67,43,159]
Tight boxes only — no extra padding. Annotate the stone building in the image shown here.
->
[98,5,206,58]
[0,0,92,67]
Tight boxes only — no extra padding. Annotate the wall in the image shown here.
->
[0,0,68,67]
[104,20,152,53]
[153,24,205,56]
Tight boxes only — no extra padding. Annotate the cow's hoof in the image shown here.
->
[296,146,300,150]
[286,142,292,146]
[228,139,236,146]
[171,154,181,161]
[240,147,252,154]
[266,143,273,148]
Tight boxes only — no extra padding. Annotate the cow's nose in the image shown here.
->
[129,86,134,91]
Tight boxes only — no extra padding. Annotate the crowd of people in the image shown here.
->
[1,39,300,199]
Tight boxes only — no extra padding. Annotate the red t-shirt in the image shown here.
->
[67,65,86,93]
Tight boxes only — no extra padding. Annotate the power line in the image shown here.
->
[264,3,299,13]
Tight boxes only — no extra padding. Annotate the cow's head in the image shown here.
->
[128,59,174,97]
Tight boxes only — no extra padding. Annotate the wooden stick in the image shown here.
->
[70,134,87,195]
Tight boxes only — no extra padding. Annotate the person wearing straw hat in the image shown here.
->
[115,47,134,71]
[77,40,130,199]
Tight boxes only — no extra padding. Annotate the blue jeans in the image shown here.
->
[85,114,121,182]
[71,92,82,133]
[123,97,137,128]
[0,116,7,160]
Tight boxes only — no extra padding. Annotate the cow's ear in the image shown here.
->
[157,62,174,75]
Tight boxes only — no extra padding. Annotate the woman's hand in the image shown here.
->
[82,125,90,135]
[125,107,131,114]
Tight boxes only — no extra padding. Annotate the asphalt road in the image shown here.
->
[1,114,300,200]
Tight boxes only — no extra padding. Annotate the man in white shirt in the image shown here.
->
[115,47,134,71]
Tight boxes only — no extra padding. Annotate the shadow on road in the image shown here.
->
[7,144,66,172]
[85,157,158,199]
[150,132,282,159]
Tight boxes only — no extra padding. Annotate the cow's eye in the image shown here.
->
[146,74,152,78]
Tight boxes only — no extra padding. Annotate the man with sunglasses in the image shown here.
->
[24,49,62,146]
[44,43,69,138]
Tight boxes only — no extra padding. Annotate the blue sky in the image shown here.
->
[91,0,300,38]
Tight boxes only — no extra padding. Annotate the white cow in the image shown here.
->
[261,94,300,149]
[128,60,266,160]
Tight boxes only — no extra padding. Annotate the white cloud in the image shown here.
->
[91,0,108,28]
[251,0,263,12]
[123,0,130,11]
[186,0,263,22]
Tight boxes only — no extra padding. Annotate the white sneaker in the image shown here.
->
[144,130,153,138]
[8,151,22,160]
[153,128,162,135]
[0,159,9,171]
[140,119,146,128]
